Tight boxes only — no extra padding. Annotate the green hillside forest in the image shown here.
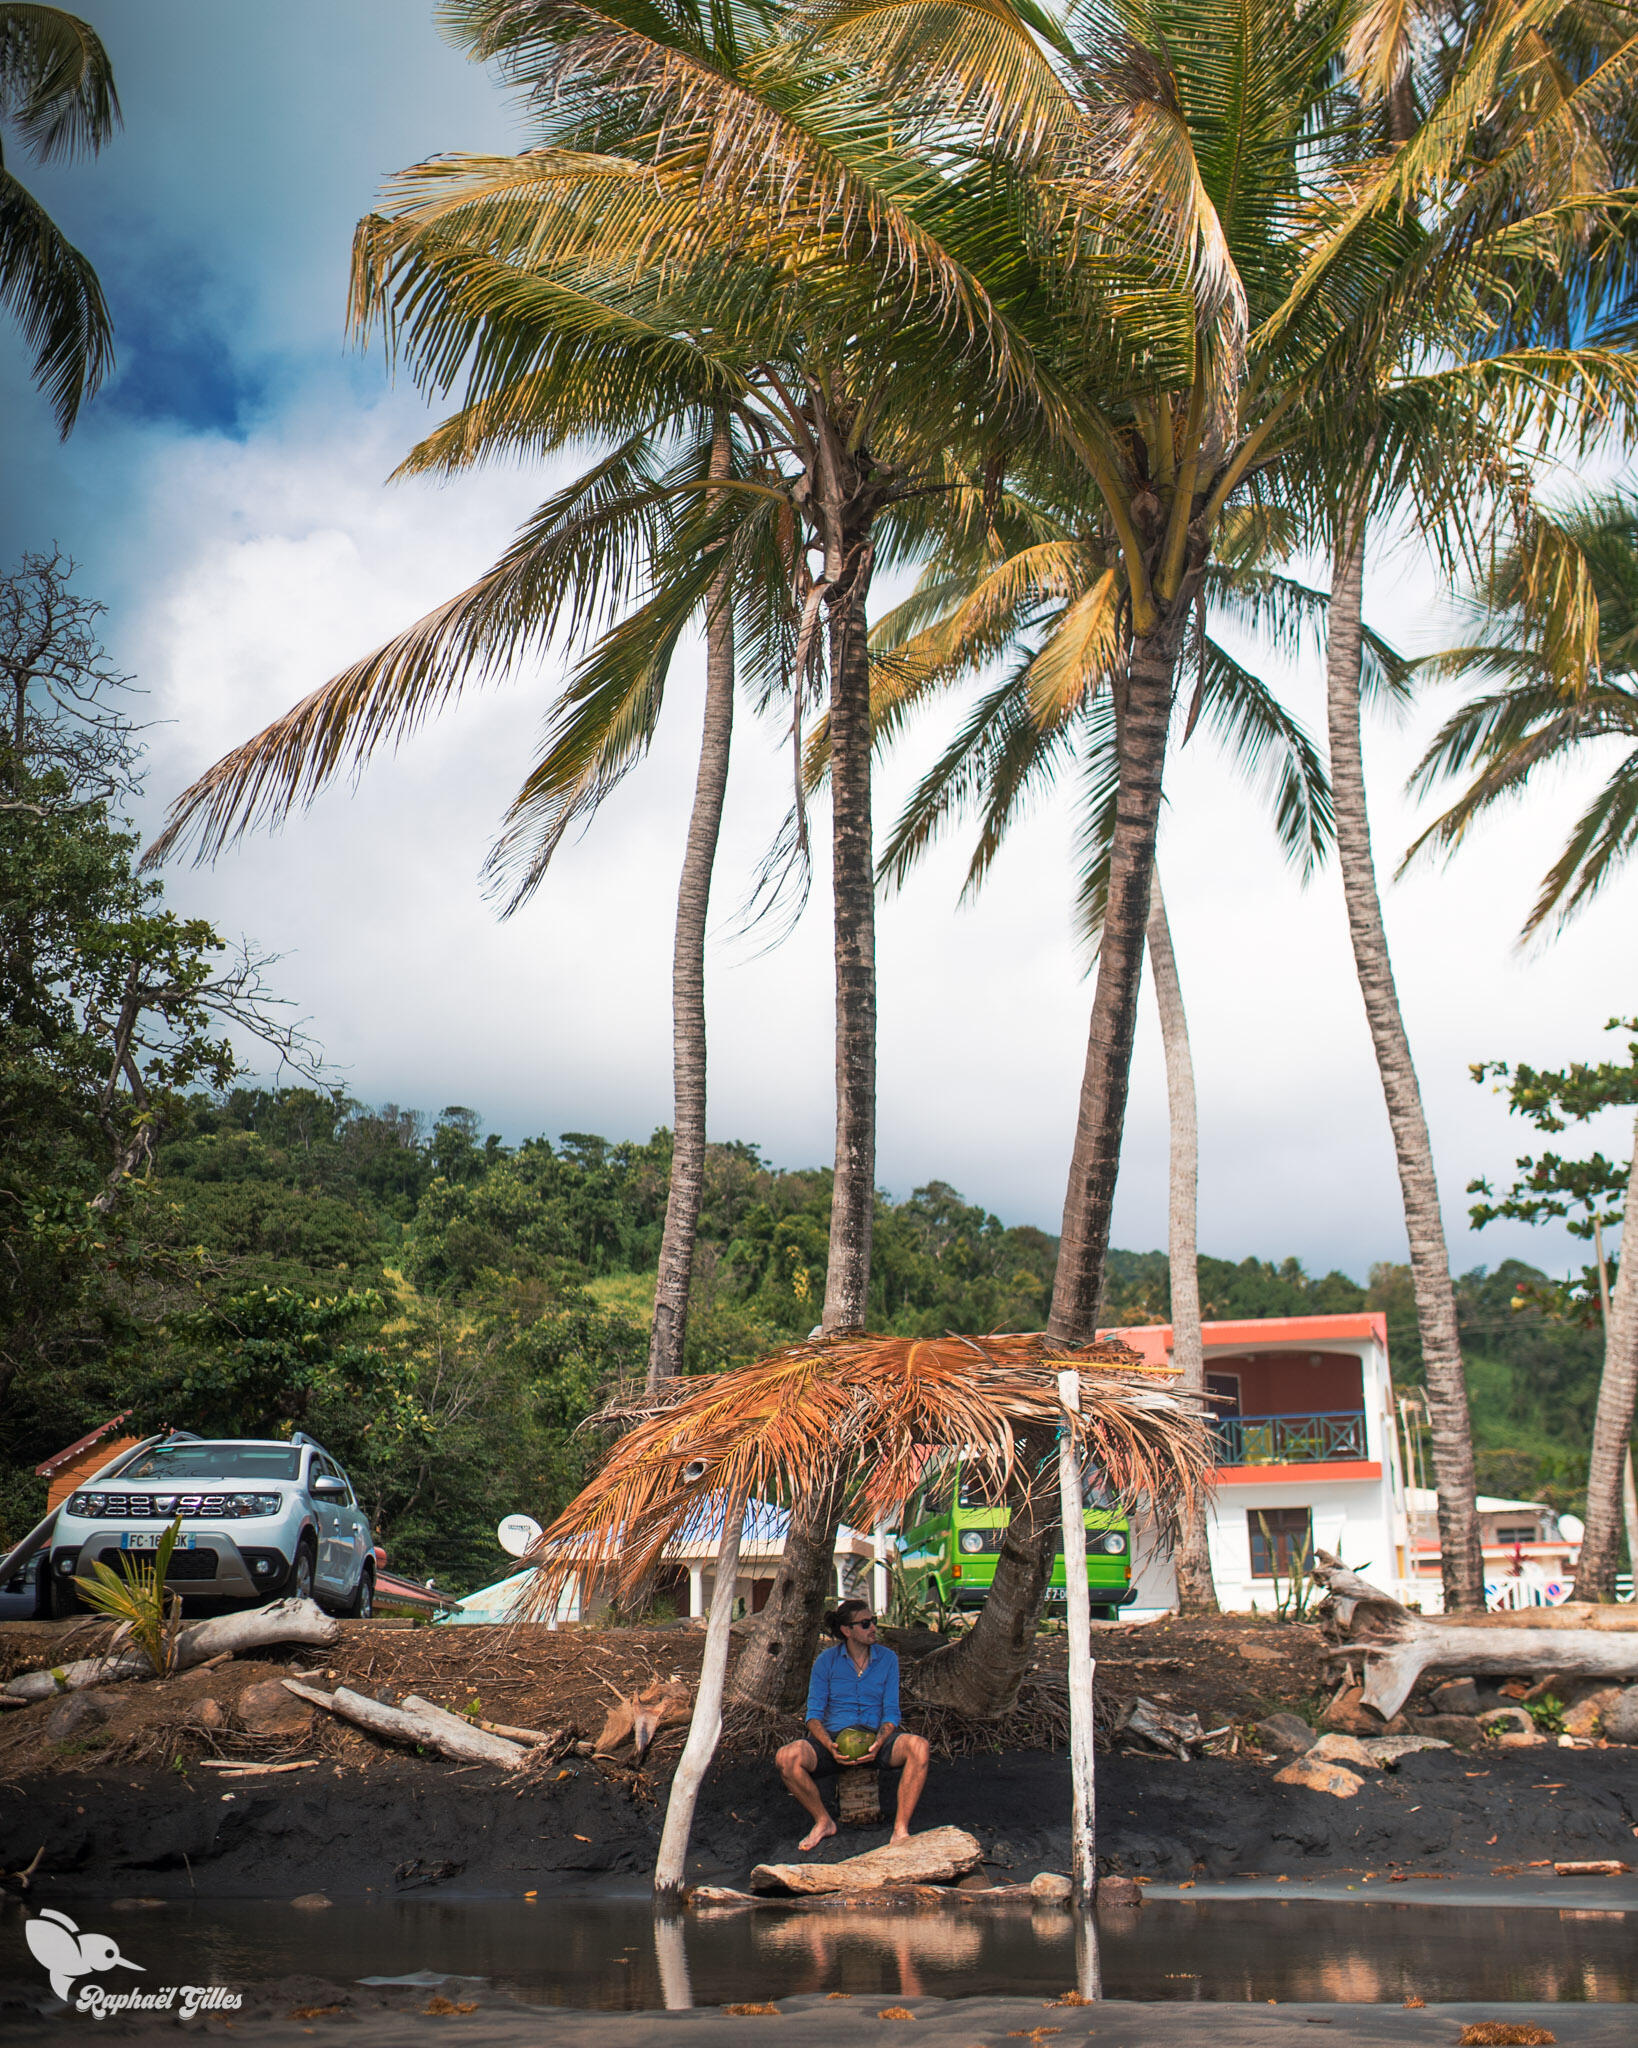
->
[1,1086,1604,1597]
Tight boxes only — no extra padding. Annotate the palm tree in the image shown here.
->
[0,3,117,432]
[855,506,1353,1619]
[648,413,737,1389]
[1407,492,1638,1597]
[149,0,1014,1708]
[802,0,1638,1688]
[1144,869,1216,1608]
[1312,0,1638,1611]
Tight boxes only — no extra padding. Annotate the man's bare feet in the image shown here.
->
[799,1815,837,1852]
[890,1827,913,1846]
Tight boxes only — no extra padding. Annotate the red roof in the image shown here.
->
[35,1412,134,1479]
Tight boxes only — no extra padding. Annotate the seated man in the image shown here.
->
[775,1598,930,1851]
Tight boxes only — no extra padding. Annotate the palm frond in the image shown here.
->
[0,3,120,160]
[1191,634,1333,877]
[141,434,721,869]
[0,164,111,432]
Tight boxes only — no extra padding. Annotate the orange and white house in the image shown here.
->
[1101,1311,1424,1612]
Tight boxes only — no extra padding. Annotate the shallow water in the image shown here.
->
[5,1893,1633,2009]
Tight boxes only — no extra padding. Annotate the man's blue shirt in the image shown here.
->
[804,1642,901,1733]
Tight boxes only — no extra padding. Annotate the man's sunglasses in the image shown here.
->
[848,1616,878,1629]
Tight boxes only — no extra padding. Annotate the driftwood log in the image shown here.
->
[1310,1552,1638,1720]
[3,1598,339,1700]
[1418,1604,1638,1632]
[283,1681,528,1768]
[750,1825,983,1895]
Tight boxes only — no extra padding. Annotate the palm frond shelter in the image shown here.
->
[519,1332,1214,1625]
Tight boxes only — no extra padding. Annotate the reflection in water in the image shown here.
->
[652,1914,691,2011]
[1,1895,1630,2011]
[753,1906,983,1998]
[1074,1910,1101,2002]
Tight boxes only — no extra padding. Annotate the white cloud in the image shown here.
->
[108,397,1634,1292]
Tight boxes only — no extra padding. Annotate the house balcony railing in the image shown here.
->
[1211,1410,1368,1466]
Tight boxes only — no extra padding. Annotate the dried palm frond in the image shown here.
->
[518,1330,1212,1618]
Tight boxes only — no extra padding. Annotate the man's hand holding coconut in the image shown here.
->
[775,1598,931,1850]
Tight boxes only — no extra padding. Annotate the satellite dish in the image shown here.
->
[1557,1513,1584,1544]
[497,1513,544,1558]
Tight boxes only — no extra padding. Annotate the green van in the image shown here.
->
[896,1459,1137,1619]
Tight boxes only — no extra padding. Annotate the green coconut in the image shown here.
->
[833,1725,875,1760]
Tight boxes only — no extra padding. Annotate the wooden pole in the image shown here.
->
[654,1488,746,1901]
[1056,1369,1097,1905]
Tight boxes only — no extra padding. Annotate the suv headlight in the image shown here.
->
[1100,1531,1127,1555]
[958,1530,985,1555]
[231,1493,282,1518]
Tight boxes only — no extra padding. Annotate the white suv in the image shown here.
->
[49,1431,375,1616]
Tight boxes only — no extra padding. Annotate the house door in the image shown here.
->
[1205,1372,1241,1460]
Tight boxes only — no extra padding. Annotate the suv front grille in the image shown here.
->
[68,1492,280,1520]
[94,1546,219,1581]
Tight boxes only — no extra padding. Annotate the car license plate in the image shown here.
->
[120,1531,197,1550]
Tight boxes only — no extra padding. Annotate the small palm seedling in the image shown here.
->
[74,1516,185,1675]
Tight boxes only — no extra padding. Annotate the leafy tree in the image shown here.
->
[0,556,318,1422]
[149,1284,397,1440]
[1468,1022,1638,1596]
[0,4,117,431]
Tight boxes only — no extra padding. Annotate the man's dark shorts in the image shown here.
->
[798,1732,912,1780]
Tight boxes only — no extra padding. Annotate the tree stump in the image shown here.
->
[836,1766,881,1826]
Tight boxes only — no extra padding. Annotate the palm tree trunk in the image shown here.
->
[1326,516,1483,1612]
[1575,1107,1638,1597]
[729,472,877,1712]
[911,610,1190,1714]
[821,552,875,1331]
[1147,868,1217,1613]
[647,419,736,1390]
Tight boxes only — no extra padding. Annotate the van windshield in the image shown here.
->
[119,1444,302,1483]
[955,1465,1118,1511]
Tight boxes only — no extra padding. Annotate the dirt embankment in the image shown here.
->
[1,1615,1634,1899]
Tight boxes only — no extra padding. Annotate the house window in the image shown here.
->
[1249,1506,1312,1578]
[1496,1525,1536,1546]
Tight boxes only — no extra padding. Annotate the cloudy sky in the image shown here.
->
[8,0,1634,1284]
